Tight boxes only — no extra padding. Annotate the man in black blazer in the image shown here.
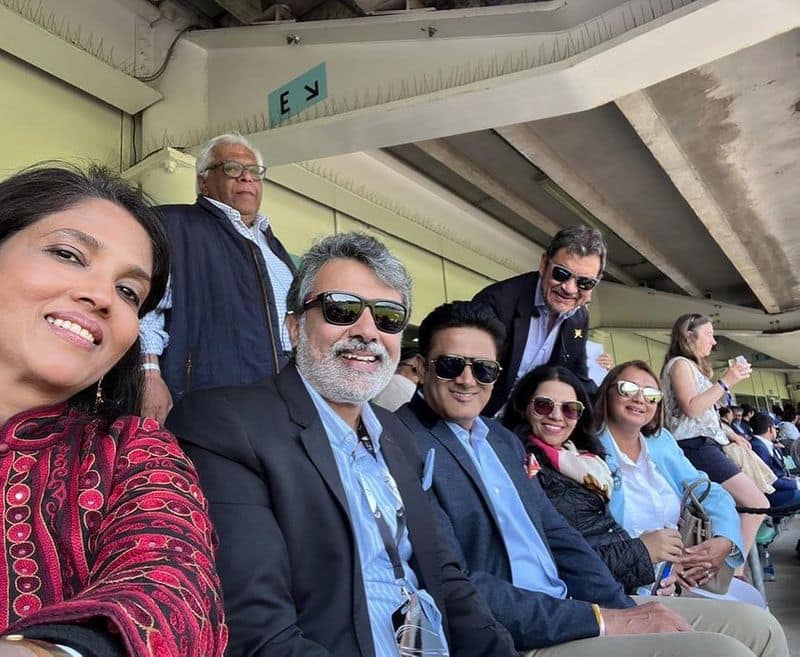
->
[167,234,516,657]
[473,226,609,416]
[396,300,788,657]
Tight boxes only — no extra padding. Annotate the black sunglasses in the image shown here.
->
[550,264,600,291]
[300,291,408,334]
[529,396,584,421]
[615,380,663,404]
[429,355,502,385]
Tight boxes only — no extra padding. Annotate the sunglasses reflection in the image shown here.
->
[529,396,584,421]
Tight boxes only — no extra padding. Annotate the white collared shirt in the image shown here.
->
[607,434,681,538]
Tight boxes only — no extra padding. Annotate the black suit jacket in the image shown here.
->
[396,396,633,650]
[166,364,516,657]
[473,272,594,416]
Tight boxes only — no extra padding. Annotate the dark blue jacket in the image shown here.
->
[158,198,296,399]
[751,437,799,506]
[396,395,634,651]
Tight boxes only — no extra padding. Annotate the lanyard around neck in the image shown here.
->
[354,423,407,583]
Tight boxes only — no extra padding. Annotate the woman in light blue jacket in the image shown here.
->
[593,360,762,605]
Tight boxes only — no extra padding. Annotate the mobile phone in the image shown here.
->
[650,562,672,595]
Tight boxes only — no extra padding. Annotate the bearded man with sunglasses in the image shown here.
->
[167,233,517,657]
[396,301,784,657]
[139,133,296,423]
[474,226,608,417]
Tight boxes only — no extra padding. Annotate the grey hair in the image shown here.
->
[287,232,412,314]
[545,225,607,274]
[195,133,264,194]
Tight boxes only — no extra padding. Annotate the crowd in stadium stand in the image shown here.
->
[0,133,794,657]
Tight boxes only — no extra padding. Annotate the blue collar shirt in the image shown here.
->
[515,280,581,385]
[300,372,447,657]
[447,417,567,598]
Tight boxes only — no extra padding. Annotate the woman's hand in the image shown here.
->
[677,537,732,587]
[655,573,679,597]
[0,637,62,656]
[721,360,751,388]
[640,528,684,563]
[729,433,752,450]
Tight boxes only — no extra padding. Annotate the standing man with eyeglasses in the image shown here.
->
[139,133,296,422]
[396,300,789,657]
[166,233,518,657]
[474,226,609,416]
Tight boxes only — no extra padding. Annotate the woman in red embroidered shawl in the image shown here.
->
[0,165,226,657]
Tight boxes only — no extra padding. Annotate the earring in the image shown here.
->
[94,377,104,413]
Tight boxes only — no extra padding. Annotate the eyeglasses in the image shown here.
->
[529,396,584,421]
[615,379,663,404]
[550,264,600,291]
[429,355,502,385]
[300,291,408,334]
[205,160,267,179]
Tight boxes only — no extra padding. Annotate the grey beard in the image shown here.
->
[295,323,397,404]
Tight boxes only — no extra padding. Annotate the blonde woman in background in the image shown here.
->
[661,313,767,564]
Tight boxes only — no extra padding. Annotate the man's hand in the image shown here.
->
[141,370,173,423]
[596,353,614,370]
[639,528,684,563]
[602,601,693,635]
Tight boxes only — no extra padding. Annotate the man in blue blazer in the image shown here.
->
[396,300,789,657]
[750,412,800,507]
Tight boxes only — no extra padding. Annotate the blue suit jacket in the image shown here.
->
[751,437,799,506]
[396,395,633,650]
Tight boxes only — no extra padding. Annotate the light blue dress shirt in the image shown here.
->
[515,279,581,386]
[300,373,447,657]
[447,417,567,598]
[139,197,294,354]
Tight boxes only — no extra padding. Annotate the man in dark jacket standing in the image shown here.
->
[139,133,296,421]
[473,226,609,416]
[396,300,789,657]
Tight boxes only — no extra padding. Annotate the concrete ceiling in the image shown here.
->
[388,28,800,314]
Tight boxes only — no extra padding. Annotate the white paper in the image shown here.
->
[586,340,608,387]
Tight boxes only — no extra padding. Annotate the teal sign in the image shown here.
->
[268,63,327,127]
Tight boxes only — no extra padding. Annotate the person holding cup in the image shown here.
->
[661,314,768,564]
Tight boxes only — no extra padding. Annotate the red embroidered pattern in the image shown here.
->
[0,405,227,656]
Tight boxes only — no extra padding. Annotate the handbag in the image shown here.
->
[677,477,734,595]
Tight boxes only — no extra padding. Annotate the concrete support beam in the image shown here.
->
[213,0,265,23]
[0,2,162,114]
[616,90,782,313]
[416,138,561,233]
[495,123,704,296]
[416,138,637,286]
[143,0,800,163]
